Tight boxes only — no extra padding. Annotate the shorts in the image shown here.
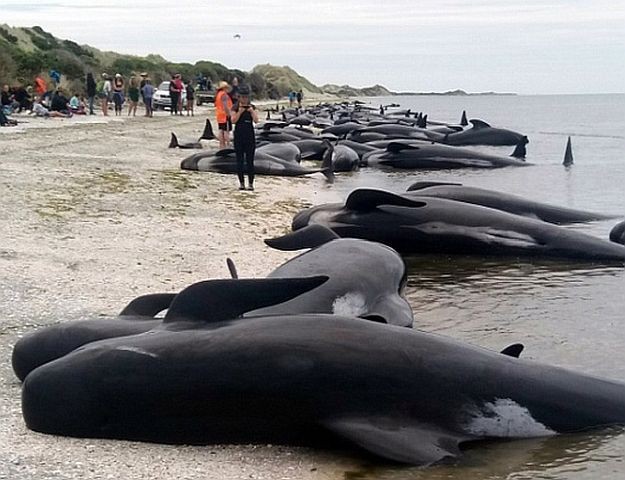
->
[218,119,232,132]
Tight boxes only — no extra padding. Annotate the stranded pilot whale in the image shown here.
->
[405,181,617,224]
[12,226,412,381]
[21,279,625,466]
[291,189,625,262]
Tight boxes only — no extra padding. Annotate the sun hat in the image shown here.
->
[218,81,230,90]
[115,73,122,78]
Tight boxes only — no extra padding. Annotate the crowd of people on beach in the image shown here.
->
[2,69,268,193]
[0,70,222,126]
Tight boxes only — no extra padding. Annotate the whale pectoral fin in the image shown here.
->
[387,218,544,249]
[470,119,491,129]
[386,142,420,154]
[323,417,471,465]
[406,181,463,192]
[346,189,427,212]
[500,343,524,358]
[215,148,236,157]
[164,276,329,323]
[119,293,177,317]
[264,225,340,251]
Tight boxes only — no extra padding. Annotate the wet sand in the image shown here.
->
[0,106,359,479]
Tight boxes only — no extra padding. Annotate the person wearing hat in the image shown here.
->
[215,81,233,149]
[230,84,258,191]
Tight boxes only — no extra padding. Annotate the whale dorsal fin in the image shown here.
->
[346,189,427,211]
[119,293,177,317]
[168,132,178,148]
[407,181,462,192]
[470,119,491,129]
[460,110,468,126]
[164,277,328,323]
[387,142,421,154]
[323,416,472,465]
[500,343,524,358]
[563,136,574,166]
[265,225,340,251]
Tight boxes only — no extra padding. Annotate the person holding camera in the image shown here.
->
[230,85,259,191]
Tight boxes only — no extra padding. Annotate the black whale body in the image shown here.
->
[361,141,528,169]
[291,189,625,262]
[406,182,618,224]
[21,284,625,465]
[444,119,527,146]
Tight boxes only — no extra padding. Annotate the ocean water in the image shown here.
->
[313,94,625,479]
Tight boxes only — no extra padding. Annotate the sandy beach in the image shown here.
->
[0,106,361,480]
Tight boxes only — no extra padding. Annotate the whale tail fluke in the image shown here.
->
[226,258,238,279]
[460,110,468,126]
[200,119,216,140]
[321,141,335,184]
[169,132,179,148]
[563,136,574,166]
[511,137,528,159]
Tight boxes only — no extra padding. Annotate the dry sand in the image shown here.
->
[0,106,365,479]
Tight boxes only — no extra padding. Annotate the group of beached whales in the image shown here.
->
[176,101,558,177]
[13,102,625,467]
[13,217,625,467]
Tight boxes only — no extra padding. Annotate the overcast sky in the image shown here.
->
[2,0,624,94]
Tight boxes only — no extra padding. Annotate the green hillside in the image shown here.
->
[0,24,394,99]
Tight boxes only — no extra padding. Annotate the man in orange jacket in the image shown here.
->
[215,81,233,149]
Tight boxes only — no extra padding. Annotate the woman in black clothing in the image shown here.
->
[86,73,97,115]
[230,85,259,191]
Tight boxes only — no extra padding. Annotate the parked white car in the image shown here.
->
[153,81,187,110]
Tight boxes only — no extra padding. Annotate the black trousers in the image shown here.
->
[235,141,255,185]
[170,92,179,114]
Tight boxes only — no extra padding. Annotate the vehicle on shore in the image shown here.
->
[153,81,187,111]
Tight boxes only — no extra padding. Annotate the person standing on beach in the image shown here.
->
[231,85,258,191]
[127,77,139,117]
[296,89,303,108]
[99,74,112,116]
[185,79,195,116]
[215,81,233,149]
[112,74,125,115]
[141,79,154,117]
[86,73,96,115]
[229,76,239,103]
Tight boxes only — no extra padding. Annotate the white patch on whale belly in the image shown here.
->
[114,346,159,358]
[332,293,367,317]
[464,398,555,438]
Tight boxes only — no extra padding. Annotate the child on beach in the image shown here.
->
[186,80,195,116]
[141,80,154,117]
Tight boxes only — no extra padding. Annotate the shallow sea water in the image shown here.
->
[313,94,625,479]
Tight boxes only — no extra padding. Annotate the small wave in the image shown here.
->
[538,131,625,140]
